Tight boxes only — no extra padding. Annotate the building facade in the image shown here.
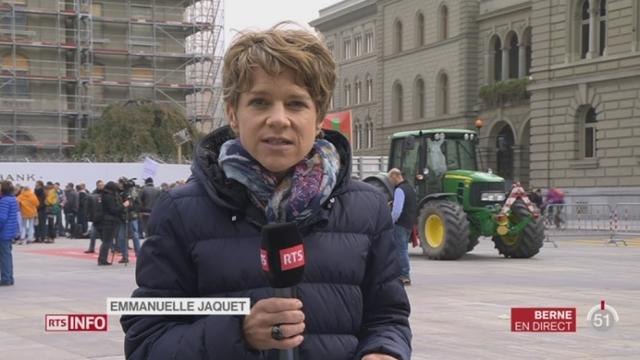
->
[313,0,640,203]
[0,0,224,160]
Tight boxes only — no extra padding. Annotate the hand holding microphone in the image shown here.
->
[243,222,306,357]
[242,298,305,350]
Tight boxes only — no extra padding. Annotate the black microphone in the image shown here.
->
[261,222,305,360]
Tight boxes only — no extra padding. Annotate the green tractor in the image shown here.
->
[364,129,544,260]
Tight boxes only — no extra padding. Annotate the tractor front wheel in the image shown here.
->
[418,200,470,260]
[492,199,544,258]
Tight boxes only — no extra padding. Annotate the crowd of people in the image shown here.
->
[0,177,187,285]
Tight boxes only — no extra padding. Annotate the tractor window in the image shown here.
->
[426,136,477,175]
[427,138,447,178]
[389,137,419,189]
[443,139,477,171]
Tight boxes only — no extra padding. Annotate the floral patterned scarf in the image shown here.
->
[218,138,340,224]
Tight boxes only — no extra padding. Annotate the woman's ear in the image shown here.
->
[226,104,238,133]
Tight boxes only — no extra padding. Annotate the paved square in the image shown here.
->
[0,237,638,359]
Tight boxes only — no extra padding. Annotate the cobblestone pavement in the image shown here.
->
[0,237,638,359]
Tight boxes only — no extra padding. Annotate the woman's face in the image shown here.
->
[227,68,321,176]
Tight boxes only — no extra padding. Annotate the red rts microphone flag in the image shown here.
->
[261,222,305,289]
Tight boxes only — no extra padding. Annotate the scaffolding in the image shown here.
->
[0,0,224,160]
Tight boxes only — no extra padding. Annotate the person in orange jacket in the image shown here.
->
[17,186,39,244]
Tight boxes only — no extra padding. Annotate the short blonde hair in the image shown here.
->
[223,23,336,121]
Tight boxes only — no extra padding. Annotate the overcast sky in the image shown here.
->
[224,0,339,47]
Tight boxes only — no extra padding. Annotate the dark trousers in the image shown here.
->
[140,213,151,238]
[36,208,47,241]
[47,214,57,240]
[98,225,116,264]
[65,212,77,235]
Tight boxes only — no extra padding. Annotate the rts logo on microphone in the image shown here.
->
[260,249,269,271]
[279,244,305,270]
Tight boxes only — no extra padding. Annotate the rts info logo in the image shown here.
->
[45,314,108,332]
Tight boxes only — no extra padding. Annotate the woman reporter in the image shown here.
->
[121,23,411,360]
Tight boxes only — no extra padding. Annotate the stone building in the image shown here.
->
[312,0,640,203]
[0,0,224,160]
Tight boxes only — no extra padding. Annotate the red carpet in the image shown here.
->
[21,247,137,263]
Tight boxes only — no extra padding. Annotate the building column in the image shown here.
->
[587,0,597,59]
[512,145,524,184]
[501,46,509,81]
[484,53,491,83]
[518,43,526,78]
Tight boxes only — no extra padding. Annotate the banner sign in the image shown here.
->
[322,111,352,143]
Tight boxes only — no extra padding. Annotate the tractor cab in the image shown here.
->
[389,129,480,197]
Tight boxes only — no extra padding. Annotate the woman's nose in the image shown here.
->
[266,102,289,127]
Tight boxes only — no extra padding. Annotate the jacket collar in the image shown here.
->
[191,126,352,226]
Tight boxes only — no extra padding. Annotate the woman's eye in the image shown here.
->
[289,101,308,109]
[249,98,267,106]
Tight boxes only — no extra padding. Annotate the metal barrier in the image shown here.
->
[609,203,640,246]
[542,203,622,246]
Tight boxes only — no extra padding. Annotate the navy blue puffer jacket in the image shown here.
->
[121,127,412,360]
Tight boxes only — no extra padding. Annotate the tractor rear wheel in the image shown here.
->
[418,200,470,260]
[492,199,544,258]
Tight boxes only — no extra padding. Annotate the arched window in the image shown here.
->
[392,82,403,122]
[394,20,403,53]
[366,76,373,102]
[438,73,449,115]
[355,79,362,104]
[598,0,607,56]
[490,35,503,82]
[354,119,362,150]
[367,119,374,148]
[581,0,590,59]
[507,32,519,79]
[582,106,597,158]
[416,12,425,47]
[439,4,449,40]
[414,77,425,119]
[344,82,351,106]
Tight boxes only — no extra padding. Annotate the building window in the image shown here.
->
[582,106,597,158]
[343,39,352,60]
[598,0,607,56]
[1,54,29,99]
[392,82,403,122]
[581,0,590,59]
[2,53,29,72]
[365,32,374,53]
[344,82,351,106]
[488,35,503,83]
[366,120,374,148]
[438,72,449,115]
[328,43,335,58]
[439,4,449,40]
[355,80,362,104]
[394,20,403,53]
[91,3,103,17]
[1,78,29,98]
[523,28,532,76]
[132,67,153,81]
[329,95,334,110]
[366,77,373,102]
[414,77,425,119]
[1,11,26,32]
[508,32,519,79]
[354,35,362,57]
[354,120,361,150]
[416,12,425,47]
